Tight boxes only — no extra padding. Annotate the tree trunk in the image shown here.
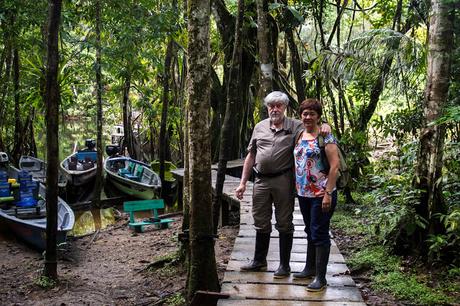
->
[186,0,219,301]
[121,74,137,159]
[12,47,21,165]
[0,40,12,152]
[285,29,305,103]
[159,39,174,185]
[43,0,62,281]
[93,0,103,208]
[213,0,244,234]
[256,0,272,119]
[413,0,453,255]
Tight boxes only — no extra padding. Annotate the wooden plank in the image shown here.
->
[123,199,164,212]
[231,240,340,254]
[229,249,345,263]
[222,271,356,287]
[233,237,338,248]
[218,300,366,306]
[220,283,363,302]
[226,260,349,275]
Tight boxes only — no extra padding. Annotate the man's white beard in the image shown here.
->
[270,113,284,124]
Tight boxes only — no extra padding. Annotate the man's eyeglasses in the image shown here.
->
[268,103,285,109]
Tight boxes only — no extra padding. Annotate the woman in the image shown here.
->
[293,98,340,292]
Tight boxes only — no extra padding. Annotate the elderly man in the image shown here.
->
[235,91,330,278]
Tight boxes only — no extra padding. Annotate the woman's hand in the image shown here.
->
[322,194,331,212]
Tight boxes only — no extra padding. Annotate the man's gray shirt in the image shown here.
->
[247,117,303,175]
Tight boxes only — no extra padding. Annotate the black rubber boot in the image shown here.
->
[240,232,270,271]
[273,233,293,278]
[293,242,316,279]
[307,245,330,291]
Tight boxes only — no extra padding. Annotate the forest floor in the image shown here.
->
[0,211,404,306]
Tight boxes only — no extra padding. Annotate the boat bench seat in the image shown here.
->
[123,199,173,233]
[124,165,144,182]
[118,168,131,176]
[76,151,97,162]
[118,161,136,177]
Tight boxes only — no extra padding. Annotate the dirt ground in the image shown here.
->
[0,213,237,306]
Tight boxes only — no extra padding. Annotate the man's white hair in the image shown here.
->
[263,91,289,107]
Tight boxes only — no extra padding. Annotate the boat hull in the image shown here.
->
[0,167,75,251]
[60,152,97,187]
[0,215,69,250]
[104,157,161,200]
[19,156,68,188]
[108,174,157,199]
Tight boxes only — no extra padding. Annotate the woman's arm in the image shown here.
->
[322,143,340,211]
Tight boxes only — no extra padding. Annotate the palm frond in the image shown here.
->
[318,29,426,95]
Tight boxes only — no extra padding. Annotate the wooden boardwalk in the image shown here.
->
[171,168,365,305]
[217,175,365,305]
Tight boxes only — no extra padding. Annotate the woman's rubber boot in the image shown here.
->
[306,245,330,292]
[293,242,316,279]
[274,233,293,278]
[240,232,270,271]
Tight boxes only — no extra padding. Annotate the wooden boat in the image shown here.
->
[104,156,161,200]
[60,140,98,187]
[19,156,68,188]
[0,165,75,250]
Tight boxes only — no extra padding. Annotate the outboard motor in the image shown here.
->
[105,145,120,158]
[84,139,96,151]
[0,152,9,170]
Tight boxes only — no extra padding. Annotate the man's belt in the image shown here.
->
[253,167,292,178]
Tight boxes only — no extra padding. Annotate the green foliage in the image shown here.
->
[373,272,454,305]
[339,129,372,179]
[34,275,57,289]
[268,2,304,31]
[331,209,369,236]
[358,168,431,251]
[427,209,460,264]
[373,107,423,142]
[334,195,457,305]
[164,292,186,306]
[434,105,460,125]
[347,245,399,273]
[317,28,427,125]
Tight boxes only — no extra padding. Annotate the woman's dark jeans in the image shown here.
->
[298,191,337,247]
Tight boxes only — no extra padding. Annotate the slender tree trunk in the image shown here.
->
[93,0,103,207]
[159,39,174,185]
[12,47,21,165]
[121,74,136,159]
[43,0,62,281]
[285,29,305,103]
[213,0,244,234]
[0,43,12,151]
[413,0,453,255]
[186,0,219,301]
[325,82,341,139]
[256,0,272,119]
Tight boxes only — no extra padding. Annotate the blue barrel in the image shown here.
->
[17,170,32,183]
[0,170,7,182]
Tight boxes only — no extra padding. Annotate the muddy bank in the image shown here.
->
[0,214,237,306]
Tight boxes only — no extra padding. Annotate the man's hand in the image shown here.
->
[319,122,332,136]
[235,183,246,200]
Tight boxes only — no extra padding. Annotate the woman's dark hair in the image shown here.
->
[298,98,323,118]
